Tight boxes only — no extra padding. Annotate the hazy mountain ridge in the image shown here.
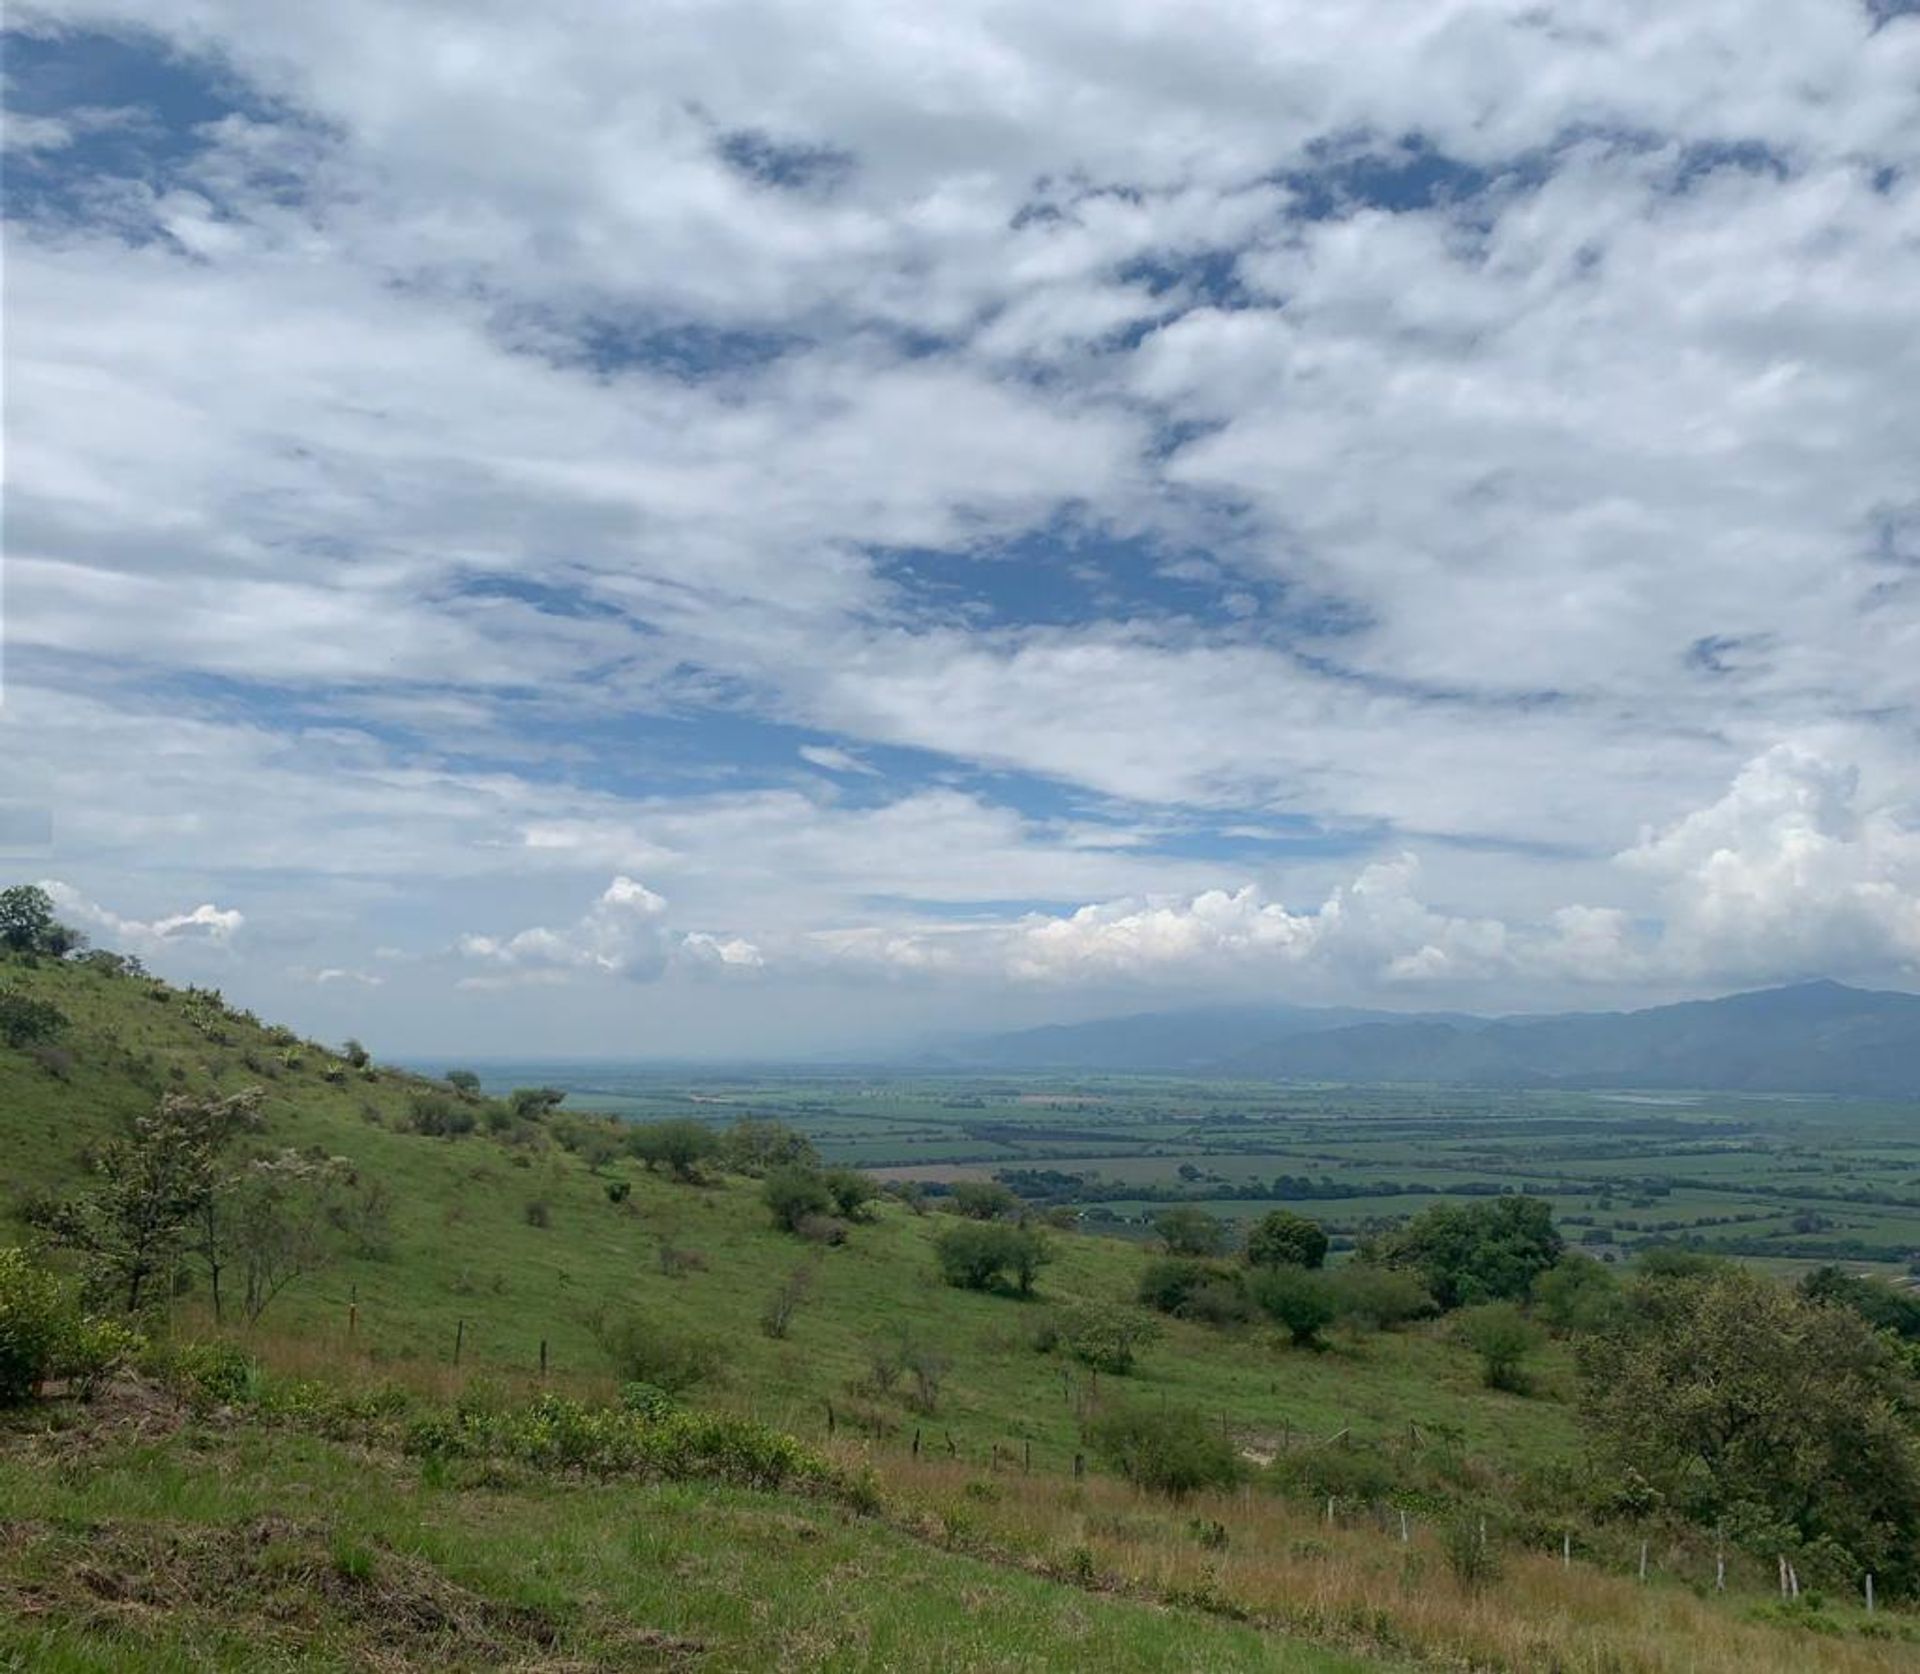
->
[945,981,1920,1096]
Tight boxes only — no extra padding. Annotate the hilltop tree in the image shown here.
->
[1244,1208,1328,1270]
[0,884,80,957]
[1249,1264,1336,1348]
[950,1180,1018,1221]
[934,1221,1050,1294]
[627,1118,721,1181]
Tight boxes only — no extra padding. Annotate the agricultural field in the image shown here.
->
[461,1067,1920,1273]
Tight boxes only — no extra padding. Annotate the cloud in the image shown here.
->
[289,965,386,988]
[798,744,877,776]
[1621,743,1920,980]
[458,875,674,983]
[43,880,245,953]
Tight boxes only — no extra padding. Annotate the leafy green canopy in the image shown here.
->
[1365,1196,1563,1310]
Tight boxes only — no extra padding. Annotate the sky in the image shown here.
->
[2,1,1918,1059]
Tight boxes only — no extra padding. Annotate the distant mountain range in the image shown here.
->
[936,981,1920,1097]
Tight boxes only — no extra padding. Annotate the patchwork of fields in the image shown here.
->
[463,1067,1920,1273]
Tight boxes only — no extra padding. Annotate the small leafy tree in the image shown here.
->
[627,1118,721,1181]
[1455,1302,1543,1392]
[721,1117,818,1175]
[950,1180,1018,1221]
[1531,1253,1623,1333]
[1058,1302,1159,1373]
[934,1222,1050,1294]
[445,1068,483,1096]
[1088,1404,1242,1497]
[508,1086,566,1121]
[764,1166,836,1233]
[341,1038,371,1069]
[0,1247,136,1405]
[821,1167,880,1221]
[1249,1264,1335,1348]
[29,1090,264,1314]
[227,1151,356,1323]
[1365,1196,1562,1310]
[1245,1209,1328,1271]
[1154,1206,1227,1257]
[760,1261,816,1340]
[1328,1262,1434,1331]
[1138,1258,1248,1322]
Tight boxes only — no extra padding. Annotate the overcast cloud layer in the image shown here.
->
[3,1,1917,1056]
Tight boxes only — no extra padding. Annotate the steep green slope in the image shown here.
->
[0,953,1576,1476]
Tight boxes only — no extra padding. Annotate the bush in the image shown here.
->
[821,1167,880,1221]
[1087,1404,1241,1497]
[1137,1258,1250,1323]
[764,1166,836,1233]
[0,990,68,1049]
[934,1221,1050,1294]
[1441,1516,1500,1591]
[1058,1302,1159,1374]
[1250,1264,1336,1347]
[605,1180,632,1204]
[1,1249,81,1403]
[1245,1209,1329,1271]
[720,1117,817,1176]
[1531,1253,1623,1333]
[950,1180,1018,1221]
[595,1313,729,1394]
[1329,1263,1435,1331]
[1154,1206,1228,1257]
[445,1069,482,1096]
[1455,1302,1543,1392]
[795,1213,850,1247]
[523,1199,552,1229]
[408,1091,476,1137]
[627,1119,721,1181]
[760,1263,815,1340]
[341,1038,371,1069]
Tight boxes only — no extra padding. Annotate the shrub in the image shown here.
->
[523,1199,552,1229]
[760,1262,816,1340]
[595,1313,729,1394]
[627,1119,721,1181]
[445,1069,482,1096]
[934,1221,1050,1294]
[1058,1302,1159,1374]
[1455,1302,1543,1392]
[821,1167,880,1221]
[1441,1516,1500,1591]
[1154,1206,1228,1257]
[1088,1404,1241,1497]
[950,1180,1018,1221]
[795,1213,850,1247]
[1531,1253,1623,1333]
[0,990,68,1049]
[1329,1263,1435,1331]
[408,1091,476,1137]
[1245,1209,1329,1271]
[764,1166,836,1233]
[508,1087,566,1121]
[605,1180,632,1204]
[1249,1264,1336,1348]
[1138,1258,1247,1322]
[1,1249,113,1404]
[341,1038,371,1069]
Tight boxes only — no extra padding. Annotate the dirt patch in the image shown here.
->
[1,1515,704,1670]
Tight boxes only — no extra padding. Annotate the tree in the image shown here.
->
[934,1222,1050,1294]
[1800,1264,1920,1343]
[1579,1267,1920,1593]
[1245,1208,1328,1271]
[1365,1196,1563,1310]
[445,1069,482,1096]
[764,1166,836,1233]
[627,1118,720,1181]
[950,1180,1018,1221]
[508,1086,566,1121]
[0,990,68,1049]
[1249,1264,1335,1348]
[1154,1205,1227,1257]
[721,1117,817,1176]
[1138,1257,1248,1322]
[224,1151,355,1323]
[29,1090,264,1314]
[341,1039,371,1070]
[0,885,59,955]
[1455,1302,1543,1392]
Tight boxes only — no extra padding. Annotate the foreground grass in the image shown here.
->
[0,1403,1355,1672]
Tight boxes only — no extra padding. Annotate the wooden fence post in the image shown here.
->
[912,1428,921,1458]
[454,1318,464,1366]
[1638,1541,1648,1582]
[1073,1452,1085,1478]
[1562,1532,1571,1568]
[1866,1574,1875,1615]
[539,1338,547,1377]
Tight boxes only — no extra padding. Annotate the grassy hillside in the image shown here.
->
[4,951,1916,1672]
